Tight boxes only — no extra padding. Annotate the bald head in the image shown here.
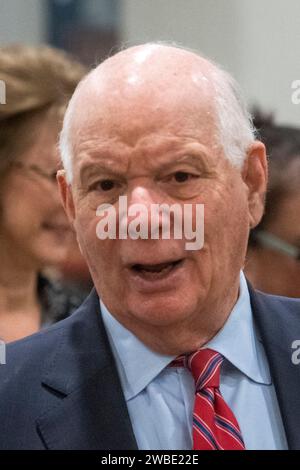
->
[83,43,216,95]
[74,43,215,100]
[60,43,255,182]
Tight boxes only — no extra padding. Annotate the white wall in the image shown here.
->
[120,0,240,71]
[0,0,46,45]
[233,0,300,126]
[0,0,299,126]
[120,0,300,126]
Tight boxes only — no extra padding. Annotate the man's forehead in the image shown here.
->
[69,44,218,151]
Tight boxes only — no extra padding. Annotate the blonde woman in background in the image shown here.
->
[0,45,86,342]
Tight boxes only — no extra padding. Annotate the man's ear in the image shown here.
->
[241,141,268,229]
[57,169,76,225]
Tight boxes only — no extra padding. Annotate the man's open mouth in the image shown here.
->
[130,259,184,279]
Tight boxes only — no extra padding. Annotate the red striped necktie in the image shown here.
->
[171,349,245,450]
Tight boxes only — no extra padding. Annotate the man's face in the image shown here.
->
[59,50,266,353]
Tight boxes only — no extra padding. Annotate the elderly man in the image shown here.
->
[0,43,299,451]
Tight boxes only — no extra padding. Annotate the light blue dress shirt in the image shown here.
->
[100,271,288,450]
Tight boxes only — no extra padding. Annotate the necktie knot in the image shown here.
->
[171,348,224,391]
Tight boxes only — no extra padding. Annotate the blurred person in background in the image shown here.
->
[245,112,300,298]
[0,44,87,343]
[57,235,93,294]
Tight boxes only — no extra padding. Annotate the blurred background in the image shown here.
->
[1,0,300,125]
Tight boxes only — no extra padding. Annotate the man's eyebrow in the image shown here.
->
[157,153,212,171]
[79,161,125,179]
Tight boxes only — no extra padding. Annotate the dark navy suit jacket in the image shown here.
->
[0,284,300,449]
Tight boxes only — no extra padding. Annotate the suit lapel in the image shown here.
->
[249,283,300,449]
[37,289,138,450]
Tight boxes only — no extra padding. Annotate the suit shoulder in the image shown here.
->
[0,297,92,382]
[250,286,300,333]
[254,288,300,311]
[0,289,99,384]
[0,315,66,382]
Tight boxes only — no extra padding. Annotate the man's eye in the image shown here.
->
[173,171,195,183]
[98,179,115,191]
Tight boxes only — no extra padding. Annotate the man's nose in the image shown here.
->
[121,185,176,240]
[128,186,162,208]
[125,187,162,235]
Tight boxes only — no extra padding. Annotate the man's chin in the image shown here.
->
[125,294,197,328]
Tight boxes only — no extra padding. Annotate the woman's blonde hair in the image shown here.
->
[0,44,86,177]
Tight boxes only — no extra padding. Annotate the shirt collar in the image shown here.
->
[100,299,174,400]
[204,271,271,385]
[100,271,271,400]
